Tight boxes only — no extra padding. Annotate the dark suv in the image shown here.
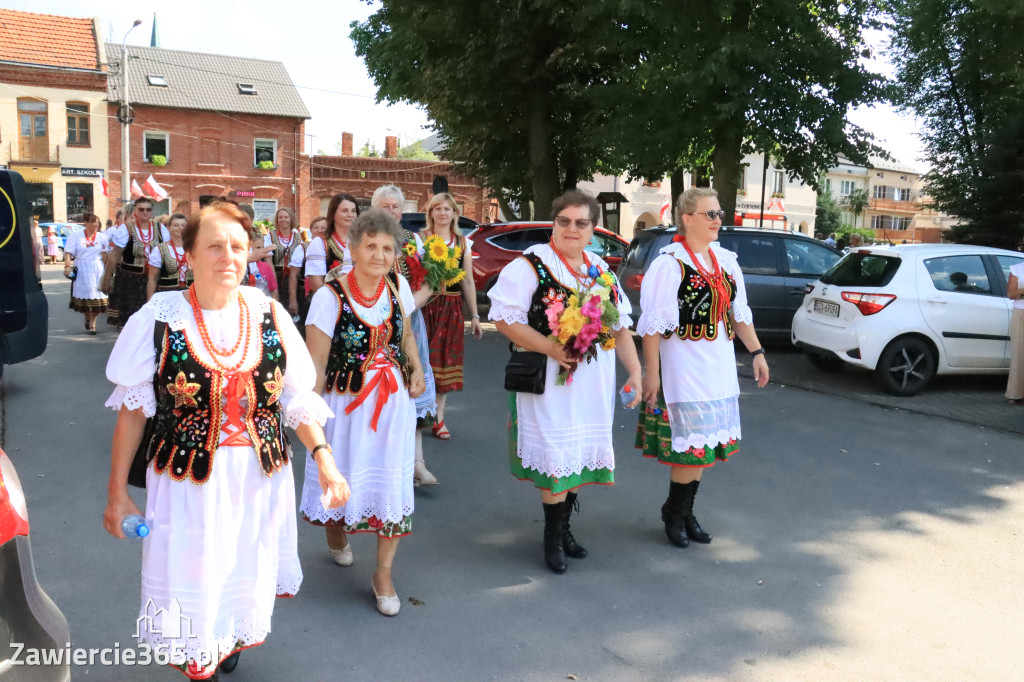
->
[617,226,842,338]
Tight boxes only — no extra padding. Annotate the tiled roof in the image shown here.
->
[107,44,309,119]
[0,9,100,70]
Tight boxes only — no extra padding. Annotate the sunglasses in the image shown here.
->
[137,208,153,213]
[686,210,726,221]
[554,216,594,230]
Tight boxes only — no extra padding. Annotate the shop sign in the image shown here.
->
[61,168,103,178]
[231,190,256,198]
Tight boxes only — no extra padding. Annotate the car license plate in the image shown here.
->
[813,299,840,317]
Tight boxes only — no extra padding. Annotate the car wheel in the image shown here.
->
[806,352,843,372]
[875,336,936,396]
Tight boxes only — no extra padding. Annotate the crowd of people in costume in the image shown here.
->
[88,185,768,680]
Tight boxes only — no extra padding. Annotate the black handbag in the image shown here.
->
[128,321,168,488]
[504,345,547,394]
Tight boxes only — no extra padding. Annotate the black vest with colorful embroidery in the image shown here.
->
[323,273,410,395]
[672,255,738,341]
[326,236,347,272]
[121,224,161,269]
[269,230,304,283]
[144,306,290,484]
[521,253,574,336]
[154,242,193,291]
[394,230,417,281]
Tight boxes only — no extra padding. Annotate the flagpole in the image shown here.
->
[120,20,142,206]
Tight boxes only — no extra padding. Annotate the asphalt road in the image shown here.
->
[1,266,1021,681]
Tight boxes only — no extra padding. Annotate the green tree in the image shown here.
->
[396,140,438,161]
[351,1,643,218]
[843,188,870,229]
[816,190,842,236]
[356,140,380,158]
[890,0,1024,248]
[601,0,885,221]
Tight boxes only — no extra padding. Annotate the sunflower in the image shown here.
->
[428,239,449,261]
[443,270,466,287]
[445,256,460,270]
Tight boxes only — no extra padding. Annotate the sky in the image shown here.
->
[21,0,928,172]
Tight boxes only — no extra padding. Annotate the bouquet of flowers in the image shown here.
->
[545,271,620,385]
[422,235,466,291]
[401,239,429,290]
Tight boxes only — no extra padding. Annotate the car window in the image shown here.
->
[924,255,993,295]
[996,255,1024,283]
[586,233,625,260]
[821,253,901,286]
[488,228,548,252]
[783,238,840,276]
[622,234,659,271]
[717,234,777,275]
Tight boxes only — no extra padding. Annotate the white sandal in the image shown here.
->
[372,579,401,616]
[328,544,353,567]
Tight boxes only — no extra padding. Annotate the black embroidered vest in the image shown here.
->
[394,230,418,281]
[326,236,347,272]
[144,305,290,484]
[269,230,304,284]
[671,256,738,341]
[323,273,410,395]
[154,242,193,291]
[121,224,161,269]
[522,253,574,336]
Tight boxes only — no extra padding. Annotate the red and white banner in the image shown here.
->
[766,197,786,214]
[98,170,109,197]
[130,179,144,200]
[142,175,168,201]
[659,198,672,224]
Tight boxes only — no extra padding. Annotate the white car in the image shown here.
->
[791,244,1024,395]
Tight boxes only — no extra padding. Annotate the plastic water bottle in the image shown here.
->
[121,514,150,539]
[619,384,637,409]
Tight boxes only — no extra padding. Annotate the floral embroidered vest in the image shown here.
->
[144,306,290,484]
[121,224,161,268]
[269,230,304,281]
[671,256,737,341]
[326,236,347,272]
[522,253,574,337]
[154,242,193,291]
[323,272,410,395]
[394,230,418,281]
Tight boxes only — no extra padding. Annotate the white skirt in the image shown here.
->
[72,256,107,300]
[300,363,416,527]
[138,443,302,666]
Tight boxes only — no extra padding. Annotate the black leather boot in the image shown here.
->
[661,482,689,548]
[543,502,568,573]
[681,480,712,544]
[562,491,588,559]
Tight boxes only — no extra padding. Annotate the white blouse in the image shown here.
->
[146,241,186,269]
[306,274,416,337]
[304,236,351,278]
[487,243,632,329]
[104,287,331,428]
[64,230,108,262]
[637,241,753,404]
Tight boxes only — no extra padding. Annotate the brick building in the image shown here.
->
[307,132,494,224]
[0,9,110,223]
[106,43,308,221]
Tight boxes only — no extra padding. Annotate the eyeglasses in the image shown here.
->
[686,210,726,221]
[137,208,153,213]
[554,216,594,230]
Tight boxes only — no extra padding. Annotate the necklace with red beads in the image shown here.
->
[188,286,251,372]
[678,236,732,310]
[345,269,387,307]
[170,243,188,283]
[330,232,348,252]
[549,241,597,290]
[83,230,97,247]
[276,230,293,247]
[136,222,154,246]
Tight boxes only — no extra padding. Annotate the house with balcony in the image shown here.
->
[0,9,110,223]
[106,43,309,221]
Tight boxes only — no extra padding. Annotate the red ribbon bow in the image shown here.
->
[220,372,252,447]
[344,356,399,431]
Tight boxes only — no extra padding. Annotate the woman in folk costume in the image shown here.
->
[489,190,641,573]
[63,212,109,334]
[300,209,426,616]
[370,184,440,485]
[420,193,483,440]
[103,197,163,329]
[636,188,769,549]
[264,207,306,317]
[304,192,359,295]
[146,213,192,299]
[102,202,349,680]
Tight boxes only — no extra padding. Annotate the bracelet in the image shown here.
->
[311,443,331,459]
[471,314,480,320]
[750,348,766,357]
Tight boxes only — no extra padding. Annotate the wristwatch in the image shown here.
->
[750,348,766,357]
[311,443,332,459]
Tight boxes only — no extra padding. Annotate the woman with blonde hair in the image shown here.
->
[637,187,769,549]
[265,207,305,315]
[420,193,483,440]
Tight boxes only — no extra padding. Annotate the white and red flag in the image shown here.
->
[659,198,672,224]
[142,174,168,201]
[98,170,109,197]
[767,197,786,213]
[130,179,144,200]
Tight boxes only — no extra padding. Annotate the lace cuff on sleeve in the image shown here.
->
[613,313,634,332]
[282,390,334,428]
[105,382,156,417]
[636,310,678,337]
[732,302,754,325]
[487,303,529,325]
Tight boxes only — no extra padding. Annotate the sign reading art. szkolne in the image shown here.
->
[61,168,103,178]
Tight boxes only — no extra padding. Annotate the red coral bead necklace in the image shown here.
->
[345,269,387,307]
[188,285,252,372]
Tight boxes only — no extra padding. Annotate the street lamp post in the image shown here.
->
[120,20,142,205]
